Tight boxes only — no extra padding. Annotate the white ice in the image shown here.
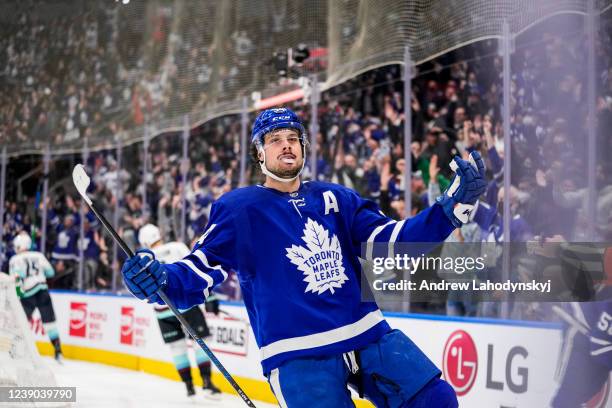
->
[43,357,277,408]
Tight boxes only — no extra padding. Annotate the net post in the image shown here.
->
[240,97,248,187]
[78,139,89,291]
[402,45,413,313]
[309,74,319,181]
[403,45,413,221]
[0,147,6,265]
[40,145,50,257]
[142,122,150,219]
[112,141,123,292]
[586,0,598,241]
[180,114,190,243]
[501,20,512,319]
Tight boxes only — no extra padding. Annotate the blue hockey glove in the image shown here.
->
[121,249,167,302]
[436,151,487,227]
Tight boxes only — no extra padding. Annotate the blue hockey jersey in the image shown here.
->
[163,181,455,373]
[551,245,612,407]
[51,225,79,261]
[552,286,612,407]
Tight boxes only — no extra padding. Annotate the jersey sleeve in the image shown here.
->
[587,302,612,369]
[349,190,455,260]
[40,254,55,278]
[9,257,26,279]
[162,201,237,309]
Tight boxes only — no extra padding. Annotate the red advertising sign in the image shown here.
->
[120,306,134,345]
[69,302,87,338]
[443,329,478,396]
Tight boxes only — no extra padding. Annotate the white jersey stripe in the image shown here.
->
[269,369,287,408]
[388,219,406,258]
[178,259,214,288]
[571,302,590,329]
[590,336,612,346]
[259,310,385,361]
[365,220,396,260]
[192,250,229,281]
[591,344,612,356]
[51,252,78,260]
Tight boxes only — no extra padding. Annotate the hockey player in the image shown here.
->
[9,232,63,362]
[137,224,221,399]
[550,244,612,407]
[121,108,487,407]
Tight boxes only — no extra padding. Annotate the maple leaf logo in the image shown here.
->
[285,218,348,295]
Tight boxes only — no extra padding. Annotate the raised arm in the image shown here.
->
[352,152,486,260]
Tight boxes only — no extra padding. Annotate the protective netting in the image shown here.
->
[0,0,610,156]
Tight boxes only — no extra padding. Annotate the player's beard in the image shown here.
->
[267,155,303,179]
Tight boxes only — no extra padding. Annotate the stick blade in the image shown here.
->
[72,164,92,205]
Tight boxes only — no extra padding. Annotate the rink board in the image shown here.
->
[27,291,608,407]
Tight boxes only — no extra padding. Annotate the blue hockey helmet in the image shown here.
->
[251,107,307,182]
[251,107,306,147]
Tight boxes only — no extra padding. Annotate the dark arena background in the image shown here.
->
[0,1,611,407]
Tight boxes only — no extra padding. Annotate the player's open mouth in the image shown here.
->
[279,154,296,164]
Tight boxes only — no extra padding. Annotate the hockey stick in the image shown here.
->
[72,164,256,407]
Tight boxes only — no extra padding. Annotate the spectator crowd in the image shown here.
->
[0,0,326,150]
[2,6,611,318]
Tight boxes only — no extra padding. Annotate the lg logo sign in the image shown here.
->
[443,330,529,396]
[486,344,529,394]
[443,330,478,396]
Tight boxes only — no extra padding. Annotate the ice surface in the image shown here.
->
[44,357,276,408]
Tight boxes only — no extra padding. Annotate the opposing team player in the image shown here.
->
[137,224,221,399]
[122,108,487,407]
[9,232,63,362]
[551,244,612,407]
